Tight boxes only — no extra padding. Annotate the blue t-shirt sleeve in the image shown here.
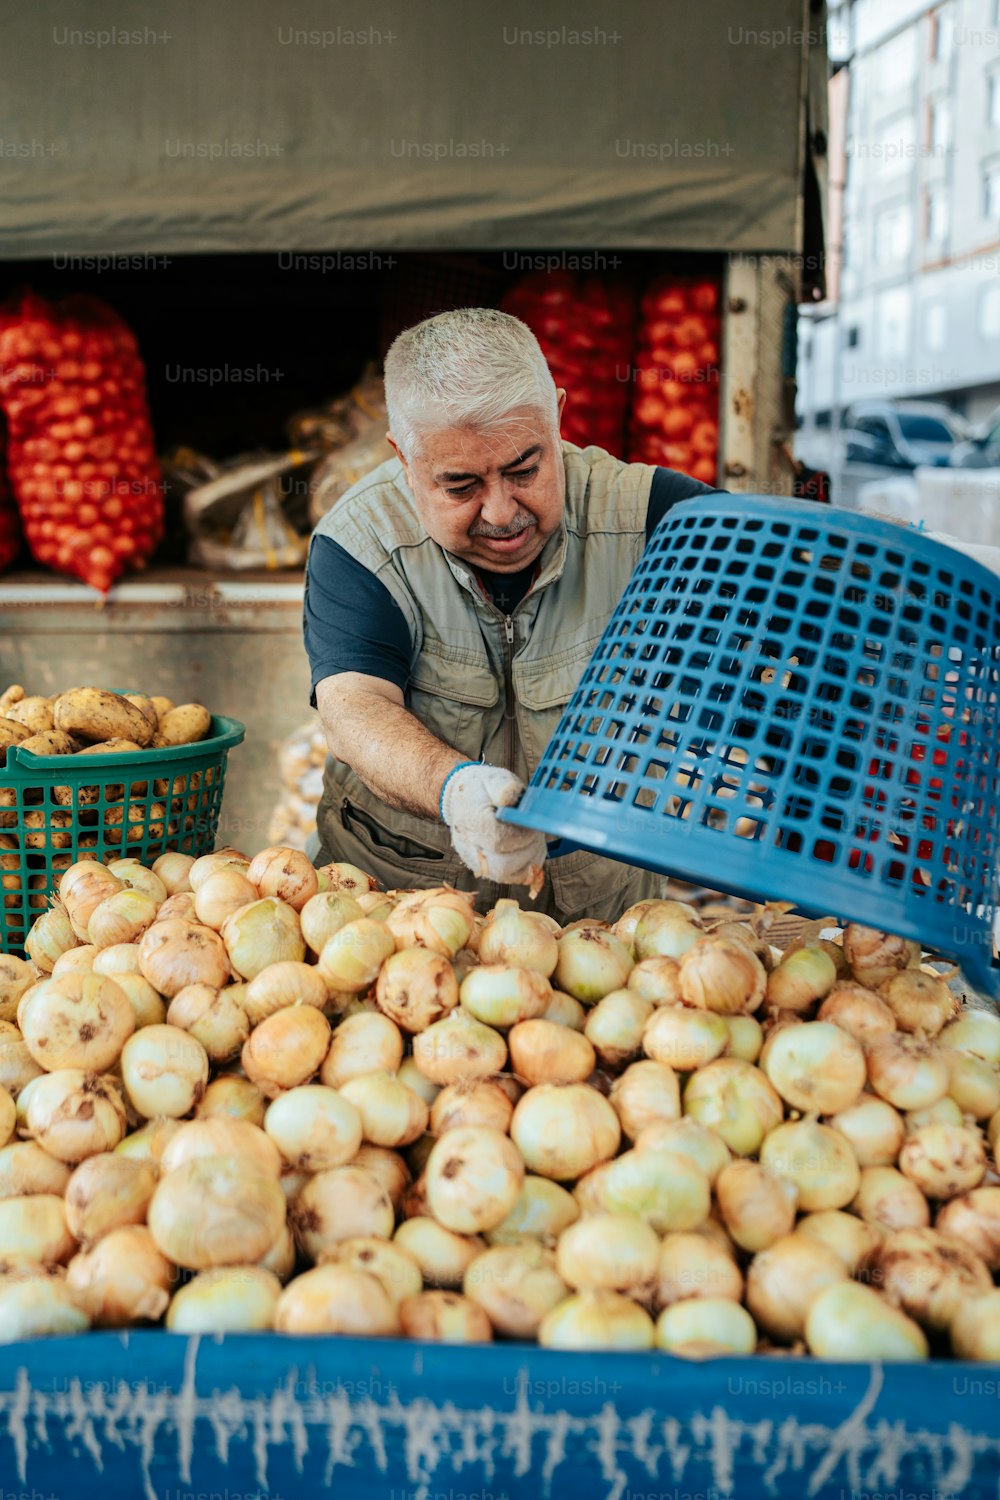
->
[645,467,725,541]
[304,534,413,705]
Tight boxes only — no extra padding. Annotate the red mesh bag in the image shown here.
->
[0,418,20,574]
[627,275,722,485]
[0,291,163,591]
[501,271,634,456]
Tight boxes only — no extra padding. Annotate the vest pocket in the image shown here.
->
[340,797,449,867]
[548,846,636,922]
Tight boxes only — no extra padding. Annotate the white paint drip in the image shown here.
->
[1,1352,998,1500]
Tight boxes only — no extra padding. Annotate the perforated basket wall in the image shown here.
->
[502,496,1000,997]
[1,714,244,954]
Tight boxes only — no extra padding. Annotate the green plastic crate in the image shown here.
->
[1,710,245,953]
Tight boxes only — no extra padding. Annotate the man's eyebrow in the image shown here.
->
[435,445,543,483]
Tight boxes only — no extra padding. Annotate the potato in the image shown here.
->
[0,718,30,767]
[149,696,175,724]
[53,689,154,747]
[124,694,158,732]
[75,739,144,756]
[23,810,74,849]
[0,687,24,714]
[155,705,212,747]
[5,697,54,734]
[18,731,78,756]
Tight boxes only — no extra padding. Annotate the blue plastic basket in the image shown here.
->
[502,495,1000,998]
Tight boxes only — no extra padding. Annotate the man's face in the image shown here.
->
[388,396,567,573]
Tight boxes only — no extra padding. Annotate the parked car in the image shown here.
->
[833,401,965,509]
[949,405,1000,468]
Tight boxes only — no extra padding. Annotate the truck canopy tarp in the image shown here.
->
[0,0,823,258]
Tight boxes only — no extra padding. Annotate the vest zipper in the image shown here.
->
[480,601,517,905]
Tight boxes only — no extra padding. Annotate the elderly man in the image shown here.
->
[304,306,717,922]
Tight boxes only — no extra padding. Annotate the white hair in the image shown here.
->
[384,306,559,458]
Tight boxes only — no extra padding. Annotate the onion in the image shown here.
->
[299,891,364,955]
[632,902,703,962]
[114,1116,182,1169]
[613,898,662,953]
[139,919,230,997]
[59,861,123,940]
[25,1070,127,1161]
[0,1193,75,1265]
[759,1119,861,1211]
[946,1050,1000,1120]
[867,1226,992,1332]
[188,849,251,891]
[222,899,305,980]
[938,1010,1000,1064]
[584,1147,710,1234]
[193,869,260,932]
[507,1019,595,1086]
[879,970,958,1038]
[166,983,249,1060]
[0,1143,71,1200]
[765,945,838,1012]
[553,928,632,1004]
[25,907,78,974]
[393,1217,484,1287]
[898,1123,986,1200]
[950,1289,1000,1361]
[430,1080,514,1136]
[340,1071,429,1148]
[52,945,100,976]
[866,1033,949,1111]
[824,1095,902,1169]
[195,1073,266,1125]
[263,1083,362,1170]
[358,894,397,923]
[905,1097,964,1133]
[679,935,766,1015]
[148,1154,285,1269]
[425,1125,524,1233]
[66,1224,173,1326]
[464,1241,568,1337]
[387,886,475,959]
[241,1006,331,1096]
[291,1166,394,1260]
[723,1014,763,1062]
[106,860,167,906]
[817,982,898,1041]
[936,1187,1000,1271]
[0,1085,13,1148]
[166,1265,282,1332]
[763,1021,865,1114]
[628,957,682,1005]
[112,974,167,1029]
[65,1153,155,1243]
[317,918,394,992]
[460,965,552,1029]
[353,1145,411,1211]
[796,1210,881,1273]
[20,973,135,1072]
[120,1024,209,1118]
[87,888,159,949]
[0,1024,43,1100]
[160,1118,281,1180]
[92,943,142,978]
[156,892,197,923]
[853,1166,931,1233]
[323,1236,422,1308]
[655,1231,743,1309]
[682,1058,783,1156]
[843,924,921,989]
[320,1011,404,1088]
[315,861,379,897]
[583,989,652,1068]
[412,1012,507,1085]
[399,1289,492,1342]
[375,948,458,1032]
[635,1116,730,1185]
[608,1059,681,1140]
[715,1160,797,1252]
[247,845,319,911]
[511,1083,620,1180]
[745,1232,848,1342]
[556,1212,659,1293]
[243,961,328,1027]
[0,956,34,1024]
[485,1175,579,1246]
[479,900,559,976]
[656,1297,757,1357]
[0,1274,90,1343]
[539,1290,655,1350]
[275,1264,399,1334]
[642,1004,729,1070]
[152,852,195,895]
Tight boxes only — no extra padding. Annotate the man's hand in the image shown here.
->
[441,763,547,888]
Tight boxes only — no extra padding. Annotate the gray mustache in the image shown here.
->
[470,512,536,540]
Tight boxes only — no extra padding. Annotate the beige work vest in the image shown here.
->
[310,441,665,922]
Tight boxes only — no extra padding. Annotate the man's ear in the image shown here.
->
[386,432,411,483]
[556,389,567,429]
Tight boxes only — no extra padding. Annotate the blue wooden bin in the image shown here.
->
[1,1334,997,1499]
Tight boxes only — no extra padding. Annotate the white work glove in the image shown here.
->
[440,761,547,889]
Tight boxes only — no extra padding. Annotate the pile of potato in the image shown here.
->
[0,686,213,762]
